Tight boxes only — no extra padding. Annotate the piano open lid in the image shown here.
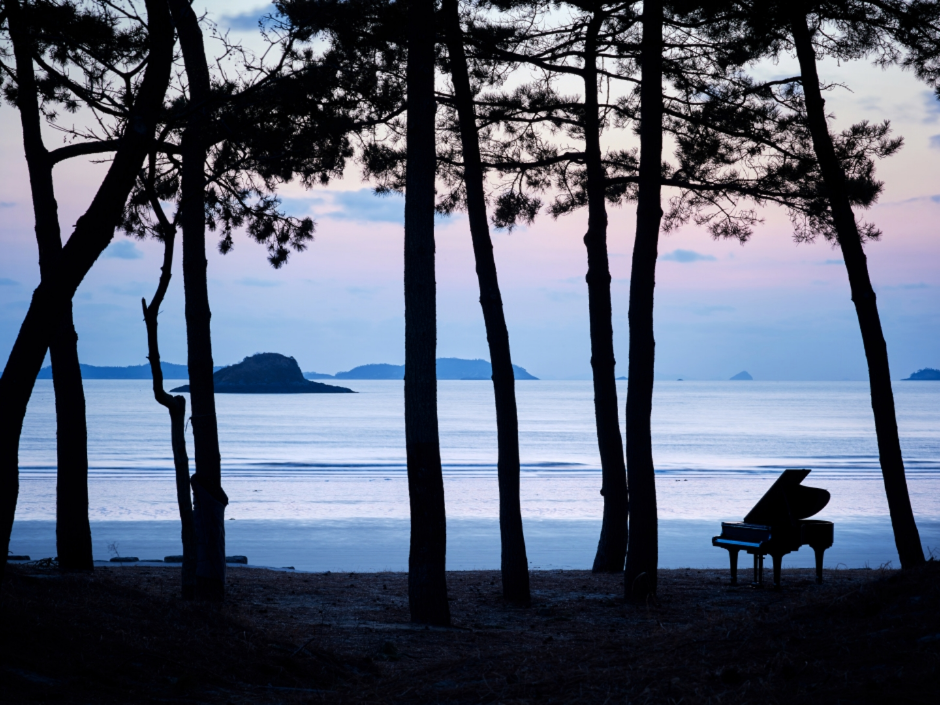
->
[743,469,830,526]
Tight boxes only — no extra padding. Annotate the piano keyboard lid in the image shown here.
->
[743,469,831,525]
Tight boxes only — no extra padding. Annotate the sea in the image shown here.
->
[9,380,940,572]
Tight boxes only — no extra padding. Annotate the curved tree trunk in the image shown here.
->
[0,0,174,575]
[7,0,92,572]
[441,0,530,604]
[624,0,663,600]
[142,186,197,600]
[789,10,924,569]
[168,0,229,601]
[580,9,629,574]
[404,0,450,625]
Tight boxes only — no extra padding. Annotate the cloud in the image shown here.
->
[0,277,19,286]
[103,240,144,260]
[930,135,940,150]
[822,259,844,265]
[883,282,929,291]
[288,189,452,224]
[884,194,940,206]
[328,189,406,223]
[346,286,383,298]
[660,249,716,263]
[237,277,281,288]
[0,202,15,208]
[219,4,274,31]
[923,91,940,122]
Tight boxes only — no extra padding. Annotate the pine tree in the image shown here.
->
[0,0,174,574]
[441,0,530,604]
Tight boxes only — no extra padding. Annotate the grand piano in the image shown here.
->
[712,469,834,587]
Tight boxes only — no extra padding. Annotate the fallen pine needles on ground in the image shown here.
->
[1,561,938,703]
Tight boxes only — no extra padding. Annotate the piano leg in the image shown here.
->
[752,554,764,587]
[771,553,782,589]
[813,546,826,584]
[728,548,739,585]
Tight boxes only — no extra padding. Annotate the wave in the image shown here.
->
[17,458,940,479]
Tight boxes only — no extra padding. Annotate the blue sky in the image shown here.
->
[0,2,937,380]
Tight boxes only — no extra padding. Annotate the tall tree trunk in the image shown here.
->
[580,9,629,574]
[404,0,450,626]
[624,0,663,600]
[168,0,228,602]
[441,0,530,605]
[142,189,196,600]
[7,0,92,572]
[0,0,174,575]
[789,10,924,569]
[50,311,92,571]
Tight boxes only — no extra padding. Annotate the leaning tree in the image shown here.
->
[117,0,405,599]
[0,0,174,575]
[439,0,532,604]
[1,0,133,572]
[463,0,637,573]
[688,0,930,569]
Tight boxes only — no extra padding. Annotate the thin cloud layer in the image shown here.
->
[103,240,144,260]
[328,190,405,223]
[219,4,274,31]
[660,249,717,263]
[922,91,940,122]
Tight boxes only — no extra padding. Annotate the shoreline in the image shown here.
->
[10,516,940,572]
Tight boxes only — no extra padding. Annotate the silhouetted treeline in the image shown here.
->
[2,1,937,617]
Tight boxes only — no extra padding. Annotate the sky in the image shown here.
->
[0,2,938,381]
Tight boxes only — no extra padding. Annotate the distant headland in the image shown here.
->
[730,371,753,381]
[37,356,538,382]
[171,353,353,394]
[904,368,940,381]
[305,358,539,381]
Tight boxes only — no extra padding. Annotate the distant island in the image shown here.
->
[171,353,353,394]
[305,357,539,380]
[904,368,940,381]
[36,362,219,380]
[36,356,538,382]
[730,371,753,381]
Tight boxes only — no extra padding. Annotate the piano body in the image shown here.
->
[712,469,834,587]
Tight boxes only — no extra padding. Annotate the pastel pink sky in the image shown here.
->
[0,2,937,379]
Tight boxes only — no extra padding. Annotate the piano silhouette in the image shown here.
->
[712,469,834,587]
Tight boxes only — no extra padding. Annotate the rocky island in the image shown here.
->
[171,353,354,394]
[904,368,940,380]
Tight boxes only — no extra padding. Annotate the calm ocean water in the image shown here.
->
[11,380,940,569]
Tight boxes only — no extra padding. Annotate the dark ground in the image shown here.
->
[1,560,938,703]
